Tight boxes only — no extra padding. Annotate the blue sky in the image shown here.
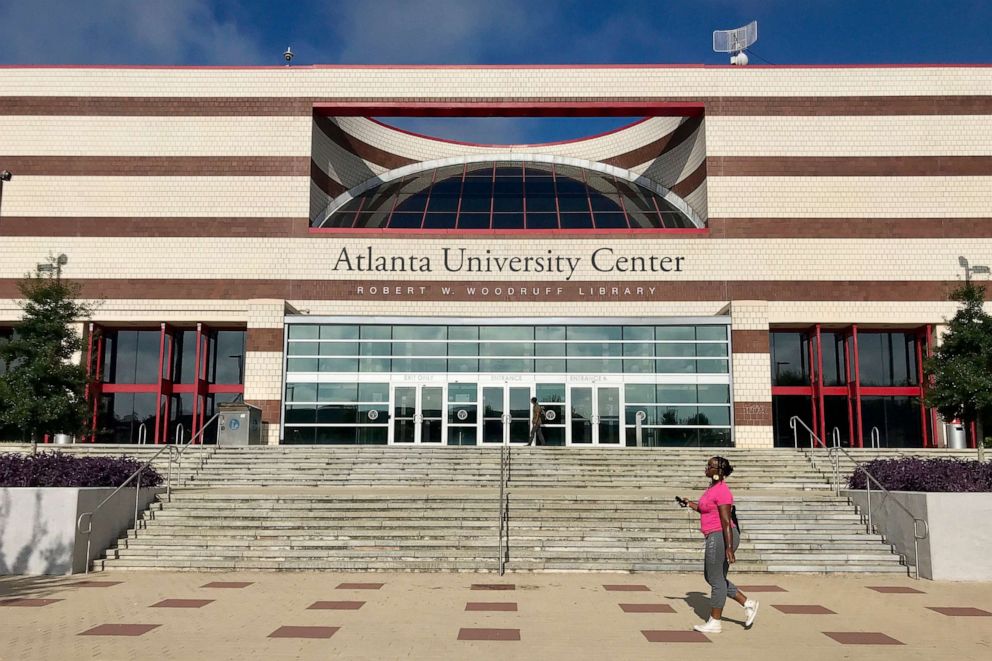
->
[0,0,988,143]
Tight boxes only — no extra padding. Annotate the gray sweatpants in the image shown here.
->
[703,528,741,610]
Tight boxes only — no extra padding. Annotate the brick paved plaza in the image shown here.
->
[2,571,990,660]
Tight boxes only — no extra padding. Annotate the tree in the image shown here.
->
[924,282,992,461]
[0,259,94,453]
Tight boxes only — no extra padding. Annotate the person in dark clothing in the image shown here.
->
[528,397,545,446]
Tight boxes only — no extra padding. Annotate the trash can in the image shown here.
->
[53,433,73,445]
[945,419,967,449]
[217,403,263,446]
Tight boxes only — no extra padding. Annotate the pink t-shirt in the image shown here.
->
[697,480,735,535]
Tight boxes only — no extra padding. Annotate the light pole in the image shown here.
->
[958,255,990,283]
[37,253,69,281]
[0,170,11,222]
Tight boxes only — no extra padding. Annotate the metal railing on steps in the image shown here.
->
[76,412,220,573]
[497,444,510,575]
[790,415,928,579]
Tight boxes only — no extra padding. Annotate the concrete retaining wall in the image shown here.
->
[0,487,163,575]
[844,490,992,581]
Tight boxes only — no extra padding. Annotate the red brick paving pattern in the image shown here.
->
[335,583,383,590]
[457,628,521,641]
[737,585,787,592]
[773,605,836,615]
[308,601,365,610]
[603,585,650,592]
[465,602,518,611]
[823,632,904,645]
[471,584,515,590]
[79,624,161,637]
[0,598,62,607]
[150,599,213,608]
[619,603,676,613]
[201,582,253,589]
[927,607,992,617]
[268,626,339,639]
[867,586,925,594]
[642,630,710,643]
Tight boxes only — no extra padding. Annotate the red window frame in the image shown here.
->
[84,322,245,444]
[770,325,942,448]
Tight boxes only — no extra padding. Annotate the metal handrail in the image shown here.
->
[790,415,929,579]
[75,442,175,574]
[497,444,510,575]
[833,442,930,580]
[870,426,881,449]
[170,413,221,497]
[137,423,147,445]
[76,413,222,573]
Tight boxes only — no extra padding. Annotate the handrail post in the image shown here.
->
[133,469,143,537]
[865,474,873,534]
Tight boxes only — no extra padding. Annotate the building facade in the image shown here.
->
[0,64,989,448]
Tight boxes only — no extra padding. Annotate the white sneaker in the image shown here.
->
[744,599,759,628]
[693,618,722,634]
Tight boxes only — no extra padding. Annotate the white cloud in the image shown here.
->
[0,0,267,65]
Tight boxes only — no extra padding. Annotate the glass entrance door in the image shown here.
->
[482,385,531,445]
[391,385,443,444]
[568,385,622,445]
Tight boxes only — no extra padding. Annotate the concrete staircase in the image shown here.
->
[182,447,831,490]
[91,446,910,574]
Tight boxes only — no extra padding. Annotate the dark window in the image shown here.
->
[772,395,813,447]
[861,396,923,448]
[209,330,246,385]
[858,332,918,387]
[820,331,847,386]
[770,332,810,386]
[102,329,161,384]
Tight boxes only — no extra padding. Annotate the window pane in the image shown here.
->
[567,326,621,341]
[771,331,810,386]
[625,384,655,403]
[393,326,446,341]
[622,326,653,341]
[317,383,358,402]
[288,325,318,340]
[319,341,358,356]
[360,326,391,340]
[697,326,728,341]
[656,326,694,341]
[320,325,359,340]
[480,326,532,341]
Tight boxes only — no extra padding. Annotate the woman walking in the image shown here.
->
[678,456,759,633]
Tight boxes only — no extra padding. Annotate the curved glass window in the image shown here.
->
[319,161,696,230]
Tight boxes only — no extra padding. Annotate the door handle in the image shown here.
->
[592,415,600,424]
[414,413,424,423]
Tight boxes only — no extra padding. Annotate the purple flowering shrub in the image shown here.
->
[0,452,163,488]
[848,457,992,493]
